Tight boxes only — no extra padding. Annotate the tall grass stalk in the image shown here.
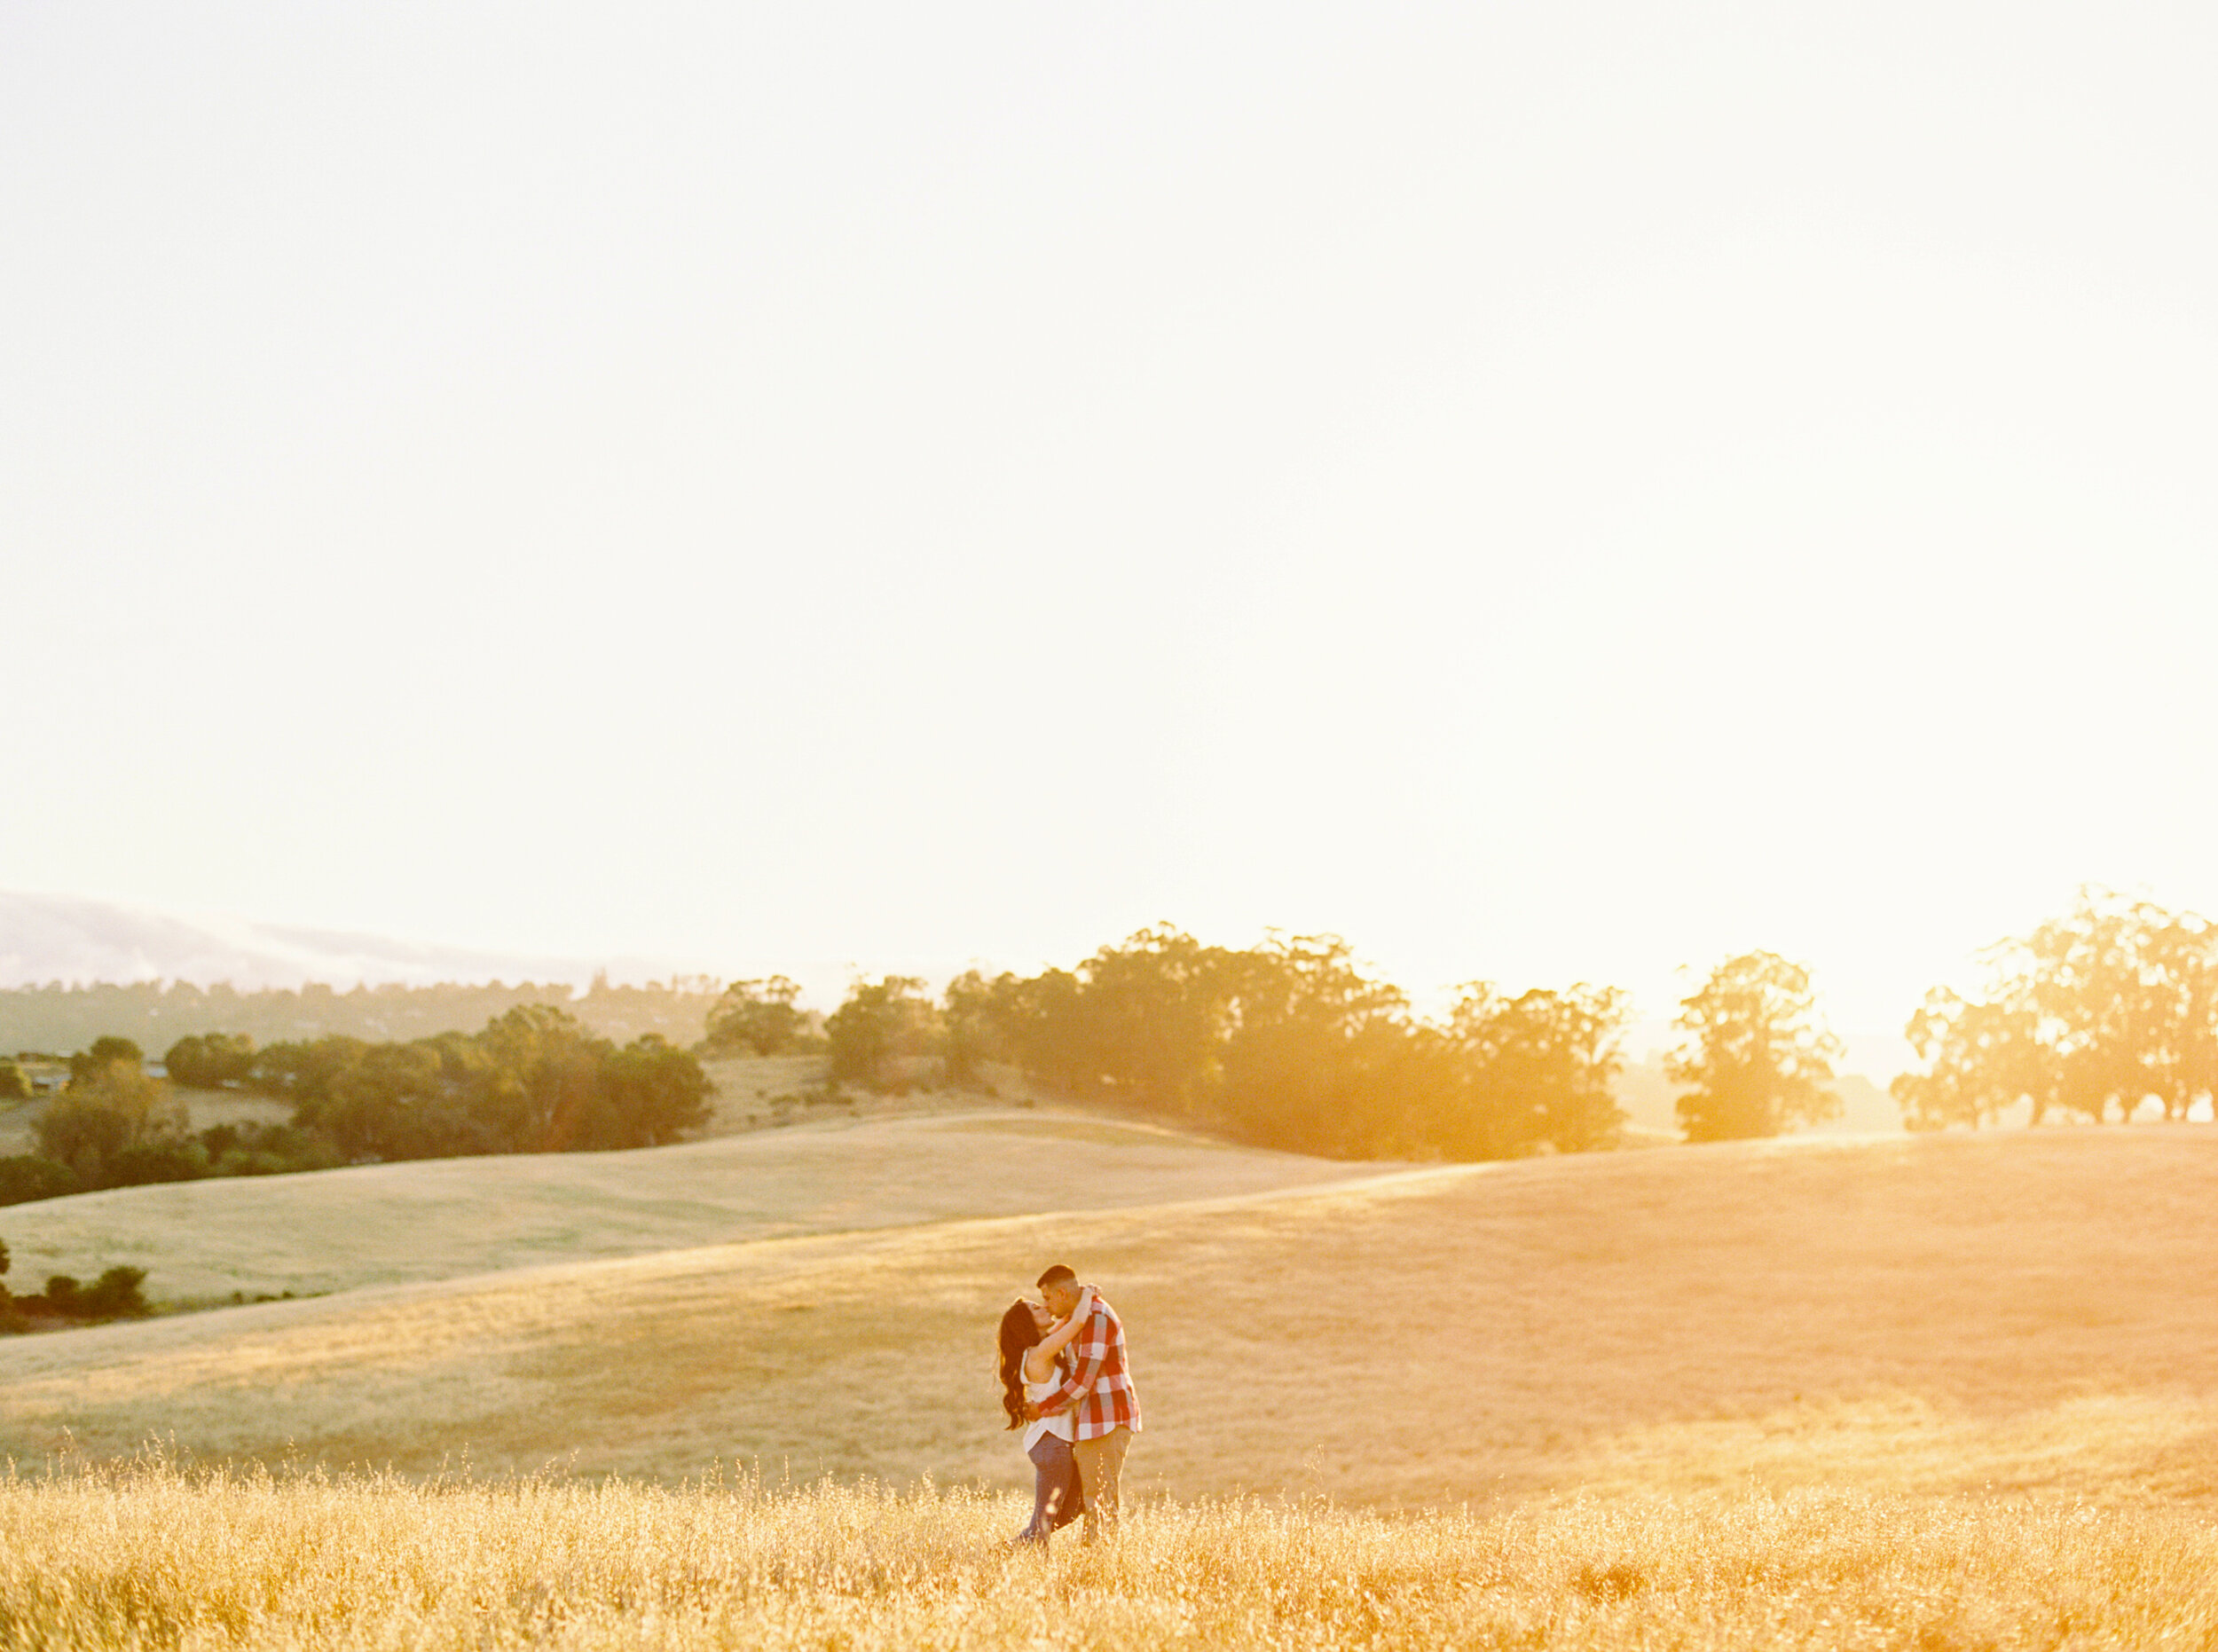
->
[0,1465,2212,1648]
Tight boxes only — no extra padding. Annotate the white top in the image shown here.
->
[1022,1354,1074,1451]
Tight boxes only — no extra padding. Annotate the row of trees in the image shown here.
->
[25,889,2193,1208]
[813,896,2218,1146]
[1892,889,2218,1129]
[813,927,1844,1159]
[0,976,723,1062]
[7,1008,710,1201]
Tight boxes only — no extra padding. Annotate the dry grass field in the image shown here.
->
[5,1123,2218,1517]
[6,1124,2218,1646]
[0,1109,1368,1303]
[3,1465,2214,1650]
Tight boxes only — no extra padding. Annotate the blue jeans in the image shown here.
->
[1020,1432,1084,1543]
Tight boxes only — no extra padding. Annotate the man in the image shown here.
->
[1026,1263,1141,1543]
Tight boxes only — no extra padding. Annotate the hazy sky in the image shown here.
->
[4,3,2213,1050]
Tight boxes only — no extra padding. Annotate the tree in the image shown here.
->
[1892,889,2218,1129]
[595,1034,713,1147]
[1071,927,1239,1117]
[470,1005,610,1152]
[2009,889,2215,1123]
[2140,906,2218,1119]
[0,1060,28,1102]
[704,977,807,1057]
[322,1039,463,1160]
[1668,953,1841,1141]
[976,967,1087,1093]
[1891,988,2049,1130]
[163,1033,256,1090]
[249,1036,371,1104]
[67,1035,143,1089]
[35,1059,189,1184]
[1215,934,1417,1157]
[824,977,940,1090]
[1441,983,1631,1157]
[940,970,1000,1087]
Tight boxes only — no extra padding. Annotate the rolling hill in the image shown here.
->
[4,1119,2216,1512]
[0,1108,1371,1303]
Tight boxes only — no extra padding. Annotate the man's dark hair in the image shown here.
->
[1036,1263,1077,1289]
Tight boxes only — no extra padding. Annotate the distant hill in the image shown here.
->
[0,890,651,992]
[0,891,967,1053]
[0,1106,1379,1304]
[0,891,733,1051]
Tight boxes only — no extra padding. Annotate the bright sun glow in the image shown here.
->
[4,4,2213,1066]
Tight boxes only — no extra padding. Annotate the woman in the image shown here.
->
[995,1283,1094,1545]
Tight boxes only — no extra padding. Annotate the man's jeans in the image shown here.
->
[1070,1426,1132,1544]
[1020,1433,1083,1543]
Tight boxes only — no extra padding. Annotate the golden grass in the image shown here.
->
[12,1128,2218,1646]
[9,1127,2218,1515]
[690,1054,838,1133]
[0,1463,2212,1649]
[0,1109,1366,1302]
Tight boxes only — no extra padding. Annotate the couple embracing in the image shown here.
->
[995,1264,1142,1547]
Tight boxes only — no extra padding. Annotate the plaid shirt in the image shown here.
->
[1036,1290,1142,1441]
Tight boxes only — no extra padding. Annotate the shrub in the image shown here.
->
[34,1266,149,1320]
[203,1122,344,1177]
[100,1139,209,1190]
[162,1033,256,1090]
[34,1093,133,1170]
[0,1154,81,1208]
[594,1034,713,1147]
[66,1036,144,1088]
[80,1265,151,1318]
[704,977,807,1057]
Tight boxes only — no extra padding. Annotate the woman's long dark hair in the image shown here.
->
[997,1299,1042,1430]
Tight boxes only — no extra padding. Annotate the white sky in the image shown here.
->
[4,3,2213,1057]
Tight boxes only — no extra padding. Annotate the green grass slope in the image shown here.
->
[0,1110,1372,1303]
[6,1127,2218,1511]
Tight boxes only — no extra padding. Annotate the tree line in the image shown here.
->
[0,1008,709,1206]
[4,889,2204,1216]
[1892,887,2218,1129]
[0,940,1852,1169]
[0,1238,149,1333]
[0,976,722,1063]
[807,927,1844,1159]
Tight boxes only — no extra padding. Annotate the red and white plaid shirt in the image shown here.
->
[1036,1290,1142,1441]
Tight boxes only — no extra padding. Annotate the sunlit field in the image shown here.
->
[9,1123,2218,1513]
[0,1105,1366,1303]
[12,1117,2218,1646]
[2,1464,2214,1650]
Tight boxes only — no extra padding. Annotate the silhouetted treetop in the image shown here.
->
[1668,952,1841,1142]
[821,925,1632,1161]
[1893,888,2218,1129]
